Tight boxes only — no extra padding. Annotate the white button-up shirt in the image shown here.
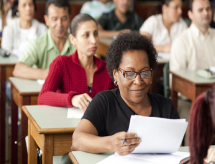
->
[170,23,215,71]
[139,14,187,45]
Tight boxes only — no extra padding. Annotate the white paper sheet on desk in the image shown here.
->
[158,53,170,60]
[37,79,45,85]
[128,115,188,154]
[67,107,83,118]
[98,151,190,164]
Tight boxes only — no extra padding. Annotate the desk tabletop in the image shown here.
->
[70,147,189,164]
[170,70,215,84]
[0,55,18,66]
[9,77,42,95]
[22,105,80,134]
[99,38,112,45]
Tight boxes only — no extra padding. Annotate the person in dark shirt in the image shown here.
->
[72,31,179,156]
[98,0,143,38]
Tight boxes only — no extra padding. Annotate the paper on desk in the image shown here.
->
[128,115,188,154]
[67,107,83,118]
[98,151,190,164]
[37,79,45,85]
[158,53,170,60]
[210,66,215,73]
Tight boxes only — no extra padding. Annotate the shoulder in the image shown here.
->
[145,14,161,24]
[30,30,49,45]
[172,28,190,47]
[94,88,119,101]
[177,18,188,28]
[80,1,92,11]
[100,10,114,19]
[32,19,46,29]
[3,18,18,31]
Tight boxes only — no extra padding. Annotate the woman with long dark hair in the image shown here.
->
[189,84,215,164]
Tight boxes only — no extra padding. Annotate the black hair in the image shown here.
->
[189,0,212,11]
[11,0,37,18]
[189,0,194,10]
[106,32,158,79]
[45,0,71,16]
[70,13,97,37]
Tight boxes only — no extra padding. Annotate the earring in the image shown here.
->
[114,80,118,86]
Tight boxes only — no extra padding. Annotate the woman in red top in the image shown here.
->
[38,14,115,111]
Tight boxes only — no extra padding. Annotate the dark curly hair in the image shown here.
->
[106,32,158,79]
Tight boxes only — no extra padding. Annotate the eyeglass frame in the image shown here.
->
[118,67,153,79]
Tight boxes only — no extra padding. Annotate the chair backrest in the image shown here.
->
[163,62,170,98]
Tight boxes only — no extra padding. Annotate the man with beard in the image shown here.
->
[13,0,76,80]
[97,0,143,38]
[170,0,215,71]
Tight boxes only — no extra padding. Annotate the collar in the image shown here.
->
[111,9,132,23]
[47,29,71,54]
[190,23,211,38]
[71,50,103,70]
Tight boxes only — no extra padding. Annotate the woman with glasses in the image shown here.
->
[71,32,179,156]
[140,0,187,53]
[38,14,115,112]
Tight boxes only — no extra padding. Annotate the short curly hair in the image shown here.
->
[106,31,158,79]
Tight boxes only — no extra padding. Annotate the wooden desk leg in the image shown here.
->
[11,86,18,164]
[171,77,178,110]
[28,120,37,164]
[0,66,6,164]
[42,135,54,164]
[21,96,30,164]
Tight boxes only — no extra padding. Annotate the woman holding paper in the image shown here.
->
[72,32,180,155]
[189,84,215,164]
[38,14,115,111]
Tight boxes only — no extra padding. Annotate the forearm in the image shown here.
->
[154,45,167,53]
[98,30,118,38]
[13,62,47,80]
[72,132,113,153]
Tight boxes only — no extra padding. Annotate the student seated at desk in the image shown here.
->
[12,0,76,80]
[38,14,115,111]
[1,0,47,58]
[72,32,179,155]
[189,84,215,164]
[140,0,187,53]
[170,0,215,71]
[80,0,115,20]
[98,0,143,38]
[0,0,14,35]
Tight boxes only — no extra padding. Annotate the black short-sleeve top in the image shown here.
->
[82,88,179,136]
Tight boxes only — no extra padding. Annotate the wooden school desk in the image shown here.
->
[96,39,168,93]
[0,55,17,164]
[69,147,190,164]
[9,77,42,164]
[22,105,81,164]
[170,70,215,109]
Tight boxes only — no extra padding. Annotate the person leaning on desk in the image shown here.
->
[189,84,215,164]
[72,32,180,156]
[38,14,116,111]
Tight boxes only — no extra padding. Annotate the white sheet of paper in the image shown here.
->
[37,79,45,85]
[158,53,170,60]
[97,154,155,164]
[128,116,188,153]
[97,152,189,164]
[67,107,83,118]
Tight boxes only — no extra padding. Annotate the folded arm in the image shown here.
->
[13,62,48,80]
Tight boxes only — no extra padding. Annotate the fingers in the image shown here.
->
[117,132,137,140]
[78,94,92,112]
[118,143,140,156]
[123,138,141,146]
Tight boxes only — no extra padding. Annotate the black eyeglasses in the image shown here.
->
[118,67,152,79]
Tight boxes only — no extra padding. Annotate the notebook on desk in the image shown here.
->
[98,116,189,164]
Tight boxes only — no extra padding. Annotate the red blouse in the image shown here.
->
[38,50,115,107]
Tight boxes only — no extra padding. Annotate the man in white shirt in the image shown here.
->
[170,0,215,71]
